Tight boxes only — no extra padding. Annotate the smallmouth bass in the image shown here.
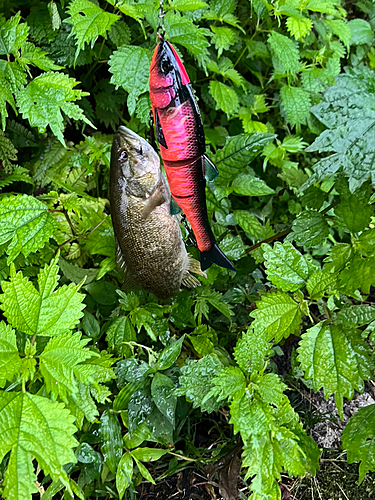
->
[109,126,205,299]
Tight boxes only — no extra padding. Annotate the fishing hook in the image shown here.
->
[157,0,165,38]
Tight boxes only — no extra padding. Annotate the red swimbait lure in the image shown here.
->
[149,37,236,272]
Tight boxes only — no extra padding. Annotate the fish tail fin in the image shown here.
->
[200,244,236,272]
[181,272,200,288]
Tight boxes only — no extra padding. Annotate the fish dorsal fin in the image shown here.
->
[203,154,219,182]
[188,255,207,278]
[170,197,181,215]
[115,237,127,272]
[181,272,200,288]
[155,108,168,149]
[141,182,166,219]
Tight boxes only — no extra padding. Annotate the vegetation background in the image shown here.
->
[1,0,375,498]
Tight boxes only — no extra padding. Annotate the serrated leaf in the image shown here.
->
[232,173,274,196]
[348,19,374,46]
[20,41,61,71]
[290,210,330,247]
[0,130,18,173]
[0,166,33,188]
[342,405,375,483]
[106,316,136,357]
[195,287,233,323]
[297,322,374,418]
[250,291,302,342]
[230,392,273,439]
[202,0,241,29]
[0,194,55,263]
[233,327,272,374]
[234,210,273,240]
[280,85,311,128]
[164,12,210,60]
[65,0,119,59]
[211,26,237,57]
[326,19,351,49]
[0,12,29,56]
[306,269,338,299]
[169,0,209,11]
[0,391,77,500]
[335,191,373,233]
[99,410,123,474]
[268,31,300,74]
[336,304,375,328]
[208,366,246,402]
[209,80,239,115]
[17,72,90,145]
[0,322,22,387]
[151,373,177,427]
[286,17,313,40]
[0,255,85,337]
[262,241,313,292]
[214,133,275,181]
[109,45,151,115]
[175,355,223,413]
[108,20,131,46]
[116,452,133,499]
[39,332,94,399]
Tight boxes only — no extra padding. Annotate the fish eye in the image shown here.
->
[136,145,143,155]
[120,150,128,161]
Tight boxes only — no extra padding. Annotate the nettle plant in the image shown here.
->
[1,0,375,499]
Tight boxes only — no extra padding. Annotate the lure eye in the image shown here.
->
[161,58,173,74]
[120,150,128,161]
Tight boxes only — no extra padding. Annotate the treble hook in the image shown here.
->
[157,0,165,38]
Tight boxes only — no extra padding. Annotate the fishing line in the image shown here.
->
[157,0,166,38]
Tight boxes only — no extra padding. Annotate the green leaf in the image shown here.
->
[202,0,241,29]
[209,81,239,115]
[338,253,375,296]
[0,322,22,387]
[230,392,273,440]
[128,388,153,435]
[116,452,133,499]
[0,12,29,56]
[108,20,131,46]
[131,447,168,462]
[0,130,18,173]
[164,12,210,60]
[109,45,151,115]
[195,287,233,323]
[214,133,275,181]
[168,0,209,10]
[211,26,237,57]
[342,405,375,483]
[268,31,300,74]
[20,41,62,71]
[326,19,351,50]
[262,241,314,292]
[250,291,302,342]
[115,358,150,386]
[348,19,374,46]
[0,255,85,337]
[297,322,374,418]
[280,86,311,127]
[208,366,246,402]
[336,304,375,328]
[290,210,330,247]
[132,457,155,483]
[0,194,56,264]
[0,390,77,500]
[157,335,185,371]
[0,166,33,189]
[99,410,123,474]
[286,17,313,40]
[0,74,17,129]
[233,327,273,374]
[231,173,274,196]
[335,190,373,233]
[17,72,91,145]
[65,0,119,59]
[151,372,177,427]
[106,316,136,357]
[306,269,338,299]
[175,355,223,413]
[39,332,94,399]
[234,210,273,240]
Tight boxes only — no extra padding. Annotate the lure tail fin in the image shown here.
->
[200,244,236,272]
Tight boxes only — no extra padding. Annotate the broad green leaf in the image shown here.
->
[234,210,273,240]
[0,322,22,387]
[169,0,209,11]
[214,133,275,180]
[0,12,29,56]
[108,20,131,46]
[132,457,155,483]
[202,0,241,29]
[0,194,55,264]
[297,322,374,418]
[233,327,273,374]
[65,0,119,59]
[17,72,91,145]
[209,81,239,115]
[151,372,177,427]
[262,241,314,291]
[39,332,94,399]
[211,26,237,57]
[0,391,77,500]
[335,192,373,233]
[250,291,302,342]
[113,381,147,411]
[175,355,223,413]
[0,74,17,129]
[230,392,273,440]
[336,304,375,327]
[189,333,214,355]
[164,12,210,60]
[115,358,150,386]
[131,447,168,462]
[268,31,300,74]
[106,316,136,357]
[306,269,338,299]
[195,287,233,323]
[342,405,375,483]
[280,86,311,128]
[99,410,123,474]
[231,173,274,196]
[290,210,330,247]
[207,366,246,402]
[109,45,151,115]
[348,19,374,46]
[20,41,61,71]
[0,255,85,337]
[128,388,153,435]
[156,335,185,371]
[286,17,313,40]
[0,130,18,173]
[326,19,351,50]
[338,253,375,296]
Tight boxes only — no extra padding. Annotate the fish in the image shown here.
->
[109,125,205,300]
[149,37,236,273]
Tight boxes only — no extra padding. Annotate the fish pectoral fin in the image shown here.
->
[170,197,181,215]
[187,255,207,278]
[155,108,168,149]
[115,237,127,272]
[181,271,201,288]
[141,182,166,219]
[203,154,219,182]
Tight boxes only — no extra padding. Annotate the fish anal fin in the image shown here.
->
[155,108,168,149]
[203,155,219,182]
[188,255,207,278]
[170,197,181,215]
[142,182,166,219]
[181,272,200,288]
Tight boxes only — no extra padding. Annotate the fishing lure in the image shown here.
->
[149,37,236,272]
